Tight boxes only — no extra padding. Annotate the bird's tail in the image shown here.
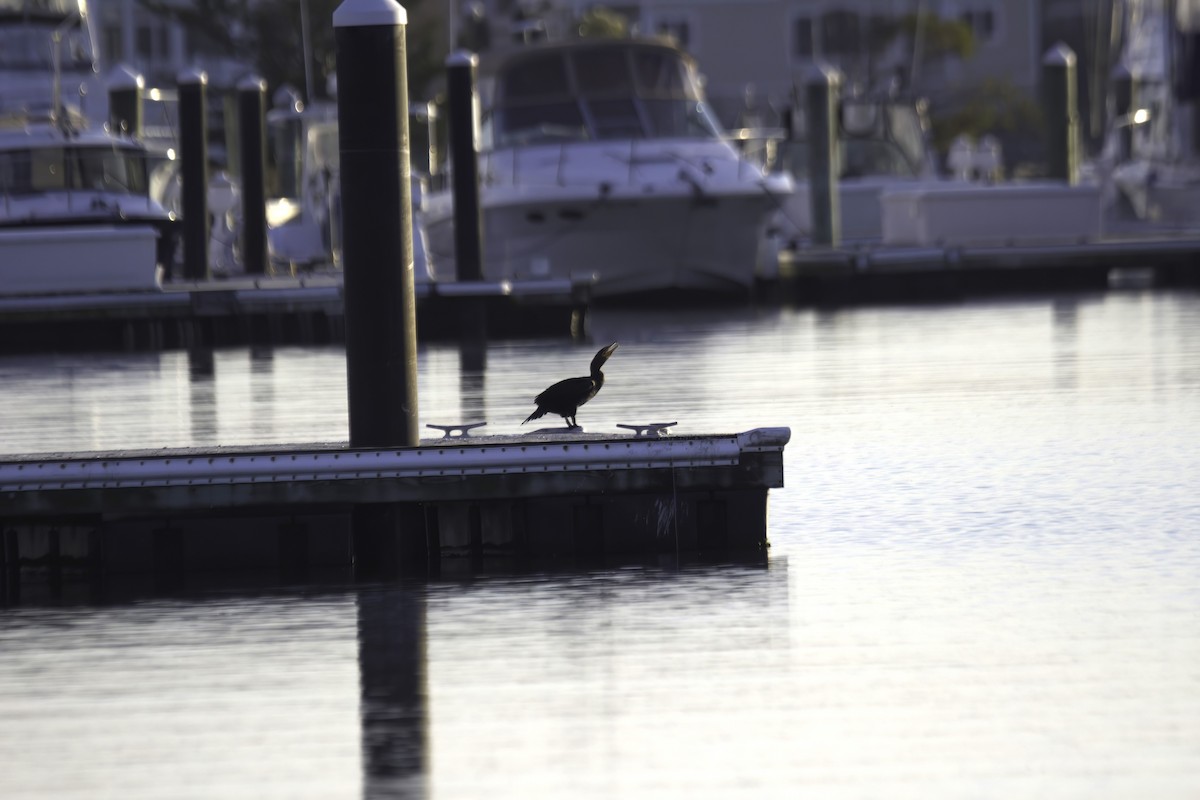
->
[522,407,546,425]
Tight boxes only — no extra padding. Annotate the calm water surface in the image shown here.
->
[1,291,1199,798]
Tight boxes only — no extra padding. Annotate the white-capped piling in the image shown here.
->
[446,50,485,282]
[1042,43,1079,185]
[237,75,269,275]
[805,62,841,247]
[178,69,210,280]
[107,65,143,138]
[334,0,419,450]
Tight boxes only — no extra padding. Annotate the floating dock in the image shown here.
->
[0,274,589,354]
[769,234,1200,304]
[0,427,789,593]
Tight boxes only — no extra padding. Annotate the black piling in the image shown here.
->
[238,75,269,275]
[446,51,488,346]
[107,65,143,138]
[446,51,485,282]
[334,0,421,579]
[178,69,210,281]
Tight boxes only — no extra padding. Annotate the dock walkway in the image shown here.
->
[771,233,1200,303]
[0,274,588,353]
[0,428,789,587]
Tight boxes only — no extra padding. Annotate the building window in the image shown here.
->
[136,25,153,59]
[157,26,170,61]
[821,10,861,57]
[961,7,997,44]
[103,24,122,62]
[793,17,814,59]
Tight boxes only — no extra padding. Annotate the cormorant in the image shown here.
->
[522,342,618,429]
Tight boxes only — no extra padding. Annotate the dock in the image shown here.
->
[769,234,1200,304]
[0,427,789,591]
[0,274,589,354]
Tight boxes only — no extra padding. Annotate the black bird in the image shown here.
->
[522,343,618,429]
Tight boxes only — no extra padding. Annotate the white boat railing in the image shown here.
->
[479,136,775,191]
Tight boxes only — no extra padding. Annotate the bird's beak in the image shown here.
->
[599,342,619,361]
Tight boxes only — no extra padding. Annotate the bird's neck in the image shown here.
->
[592,368,605,386]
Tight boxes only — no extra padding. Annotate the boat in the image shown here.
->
[771,83,1106,252]
[0,0,176,297]
[1102,0,1200,229]
[768,88,945,248]
[0,108,178,295]
[263,89,441,282]
[418,37,794,300]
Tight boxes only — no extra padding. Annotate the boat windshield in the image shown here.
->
[782,99,931,179]
[488,43,724,148]
[0,144,149,196]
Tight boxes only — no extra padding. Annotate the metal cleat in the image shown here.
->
[616,422,678,437]
[426,422,487,438]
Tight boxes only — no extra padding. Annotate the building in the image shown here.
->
[452,0,1042,131]
[91,0,250,90]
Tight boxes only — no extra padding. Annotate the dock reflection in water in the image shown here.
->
[1,293,1199,797]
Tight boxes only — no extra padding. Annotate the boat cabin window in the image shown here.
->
[574,49,635,95]
[502,54,571,100]
[781,99,930,179]
[490,44,722,147]
[632,50,697,99]
[0,146,148,195]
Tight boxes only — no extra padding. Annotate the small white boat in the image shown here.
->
[419,38,794,300]
[264,94,438,282]
[770,91,944,247]
[0,110,177,296]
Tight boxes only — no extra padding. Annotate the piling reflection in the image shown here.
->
[458,341,486,426]
[187,346,217,443]
[249,346,276,441]
[356,585,429,798]
[1052,298,1080,391]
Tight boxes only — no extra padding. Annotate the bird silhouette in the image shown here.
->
[522,343,618,429]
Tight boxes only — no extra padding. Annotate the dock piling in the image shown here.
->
[107,65,143,138]
[804,62,842,247]
[334,0,419,448]
[446,51,485,282]
[178,69,211,281]
[446,51,489,351]
[237,76,270,276]
[1042,43,1080,185]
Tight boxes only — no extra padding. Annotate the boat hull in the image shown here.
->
[0,225,162,296]
[424,181,783,299]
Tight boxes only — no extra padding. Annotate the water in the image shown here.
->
[2,291,1199,798]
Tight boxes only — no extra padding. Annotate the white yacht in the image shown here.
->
[0,110,176,295]
[419,38,794,300]
[0,0,175,296]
